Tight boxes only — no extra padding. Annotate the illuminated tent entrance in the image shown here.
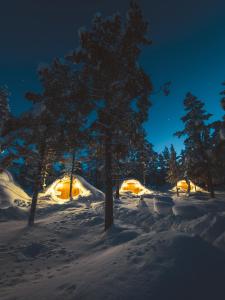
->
[119,179,152,196]
[42,175,91,202]
[55,178,80,200]
[41,175,105,203]
[174,180,205,193]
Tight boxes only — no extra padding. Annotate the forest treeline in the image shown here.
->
[0,2,225,229]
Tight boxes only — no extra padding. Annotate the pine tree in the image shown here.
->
[0,86,10,130]
[220,81,225,140]
[0,86,10,154]
[19,60,74,225]
[166,145,180,193]
[175,92,215,197]
[69,2,152,230]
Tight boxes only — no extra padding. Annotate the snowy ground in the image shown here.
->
[1,191,225,300]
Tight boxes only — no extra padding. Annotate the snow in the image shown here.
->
[40,174,105,203]
[171,179,206,193]
[120,179,153,196]
[0,180,225,299]
[0,170,31,209]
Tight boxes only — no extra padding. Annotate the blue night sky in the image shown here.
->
[1,0,225,153]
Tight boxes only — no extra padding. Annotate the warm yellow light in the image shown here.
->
[120,179,152,196]
[175,180,205,193]
[55,179,80,200]
[44,175,91,202]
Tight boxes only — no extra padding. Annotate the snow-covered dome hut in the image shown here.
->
[40,174,104,203]
[172,180,205,193]
[119,179,153,196]
[0,169,13,182]
[0,169,31,208]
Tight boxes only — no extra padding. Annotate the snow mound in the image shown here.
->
[0,170,31,208]
[171,179,206,193]
[40,174,105,203]
[153,196,174,215]
[120,179,153,196]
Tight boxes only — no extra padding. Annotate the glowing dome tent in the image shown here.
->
[119,179,153,196]
[172,180,205,193]
[41,174,104,203]
[0,169,31,208]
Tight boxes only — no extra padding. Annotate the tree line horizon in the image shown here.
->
[0,2,225,230]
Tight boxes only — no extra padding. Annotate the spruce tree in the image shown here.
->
[175,92,215,197]
[69,2,152,230]
[0,86,10,154]
[166,145,180,194]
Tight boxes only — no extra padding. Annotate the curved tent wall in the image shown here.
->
[119,179,153,196]
[41,174,104,203]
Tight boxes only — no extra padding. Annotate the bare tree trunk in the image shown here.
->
[104,128,113,231]
[142,162,146,186]
[176,186,179,197]
[28,183,40,226]
[69,150,76,201]
[207,171,215,198]
[185,178,191,196]
[115,177,120,199]
[28,138,46,227]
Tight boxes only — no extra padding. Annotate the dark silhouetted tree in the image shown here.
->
[69,2,152,230]
[175,92,215,197]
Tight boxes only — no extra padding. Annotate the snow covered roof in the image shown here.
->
[172,180,205,193]
[40,174,104,203]
[0,169,13,182]
[0,170,30,208]
[120,179,153,196]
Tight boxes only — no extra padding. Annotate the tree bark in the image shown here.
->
[104,128,113,231]
[143,163,146,186]
[69,150,76,201]
[207,171,215,198]
[115,177,120,199]
[185,178,191,196]
[28,137,46,226]
[28,183,40,226]
[176,186,179,197]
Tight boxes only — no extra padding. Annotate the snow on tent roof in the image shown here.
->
[41,174,104,203]
[0,170,30,208]
[120,179,153,196]
[0,169,13,182]
[172,180,205,193]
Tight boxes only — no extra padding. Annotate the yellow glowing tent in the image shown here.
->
[40,174,104,203]
[119,179,153,196]
[172,180,205,193]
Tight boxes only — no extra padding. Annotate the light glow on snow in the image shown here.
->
[173,180,205,193]
[120,179,152,196]
[44,175,91,203]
